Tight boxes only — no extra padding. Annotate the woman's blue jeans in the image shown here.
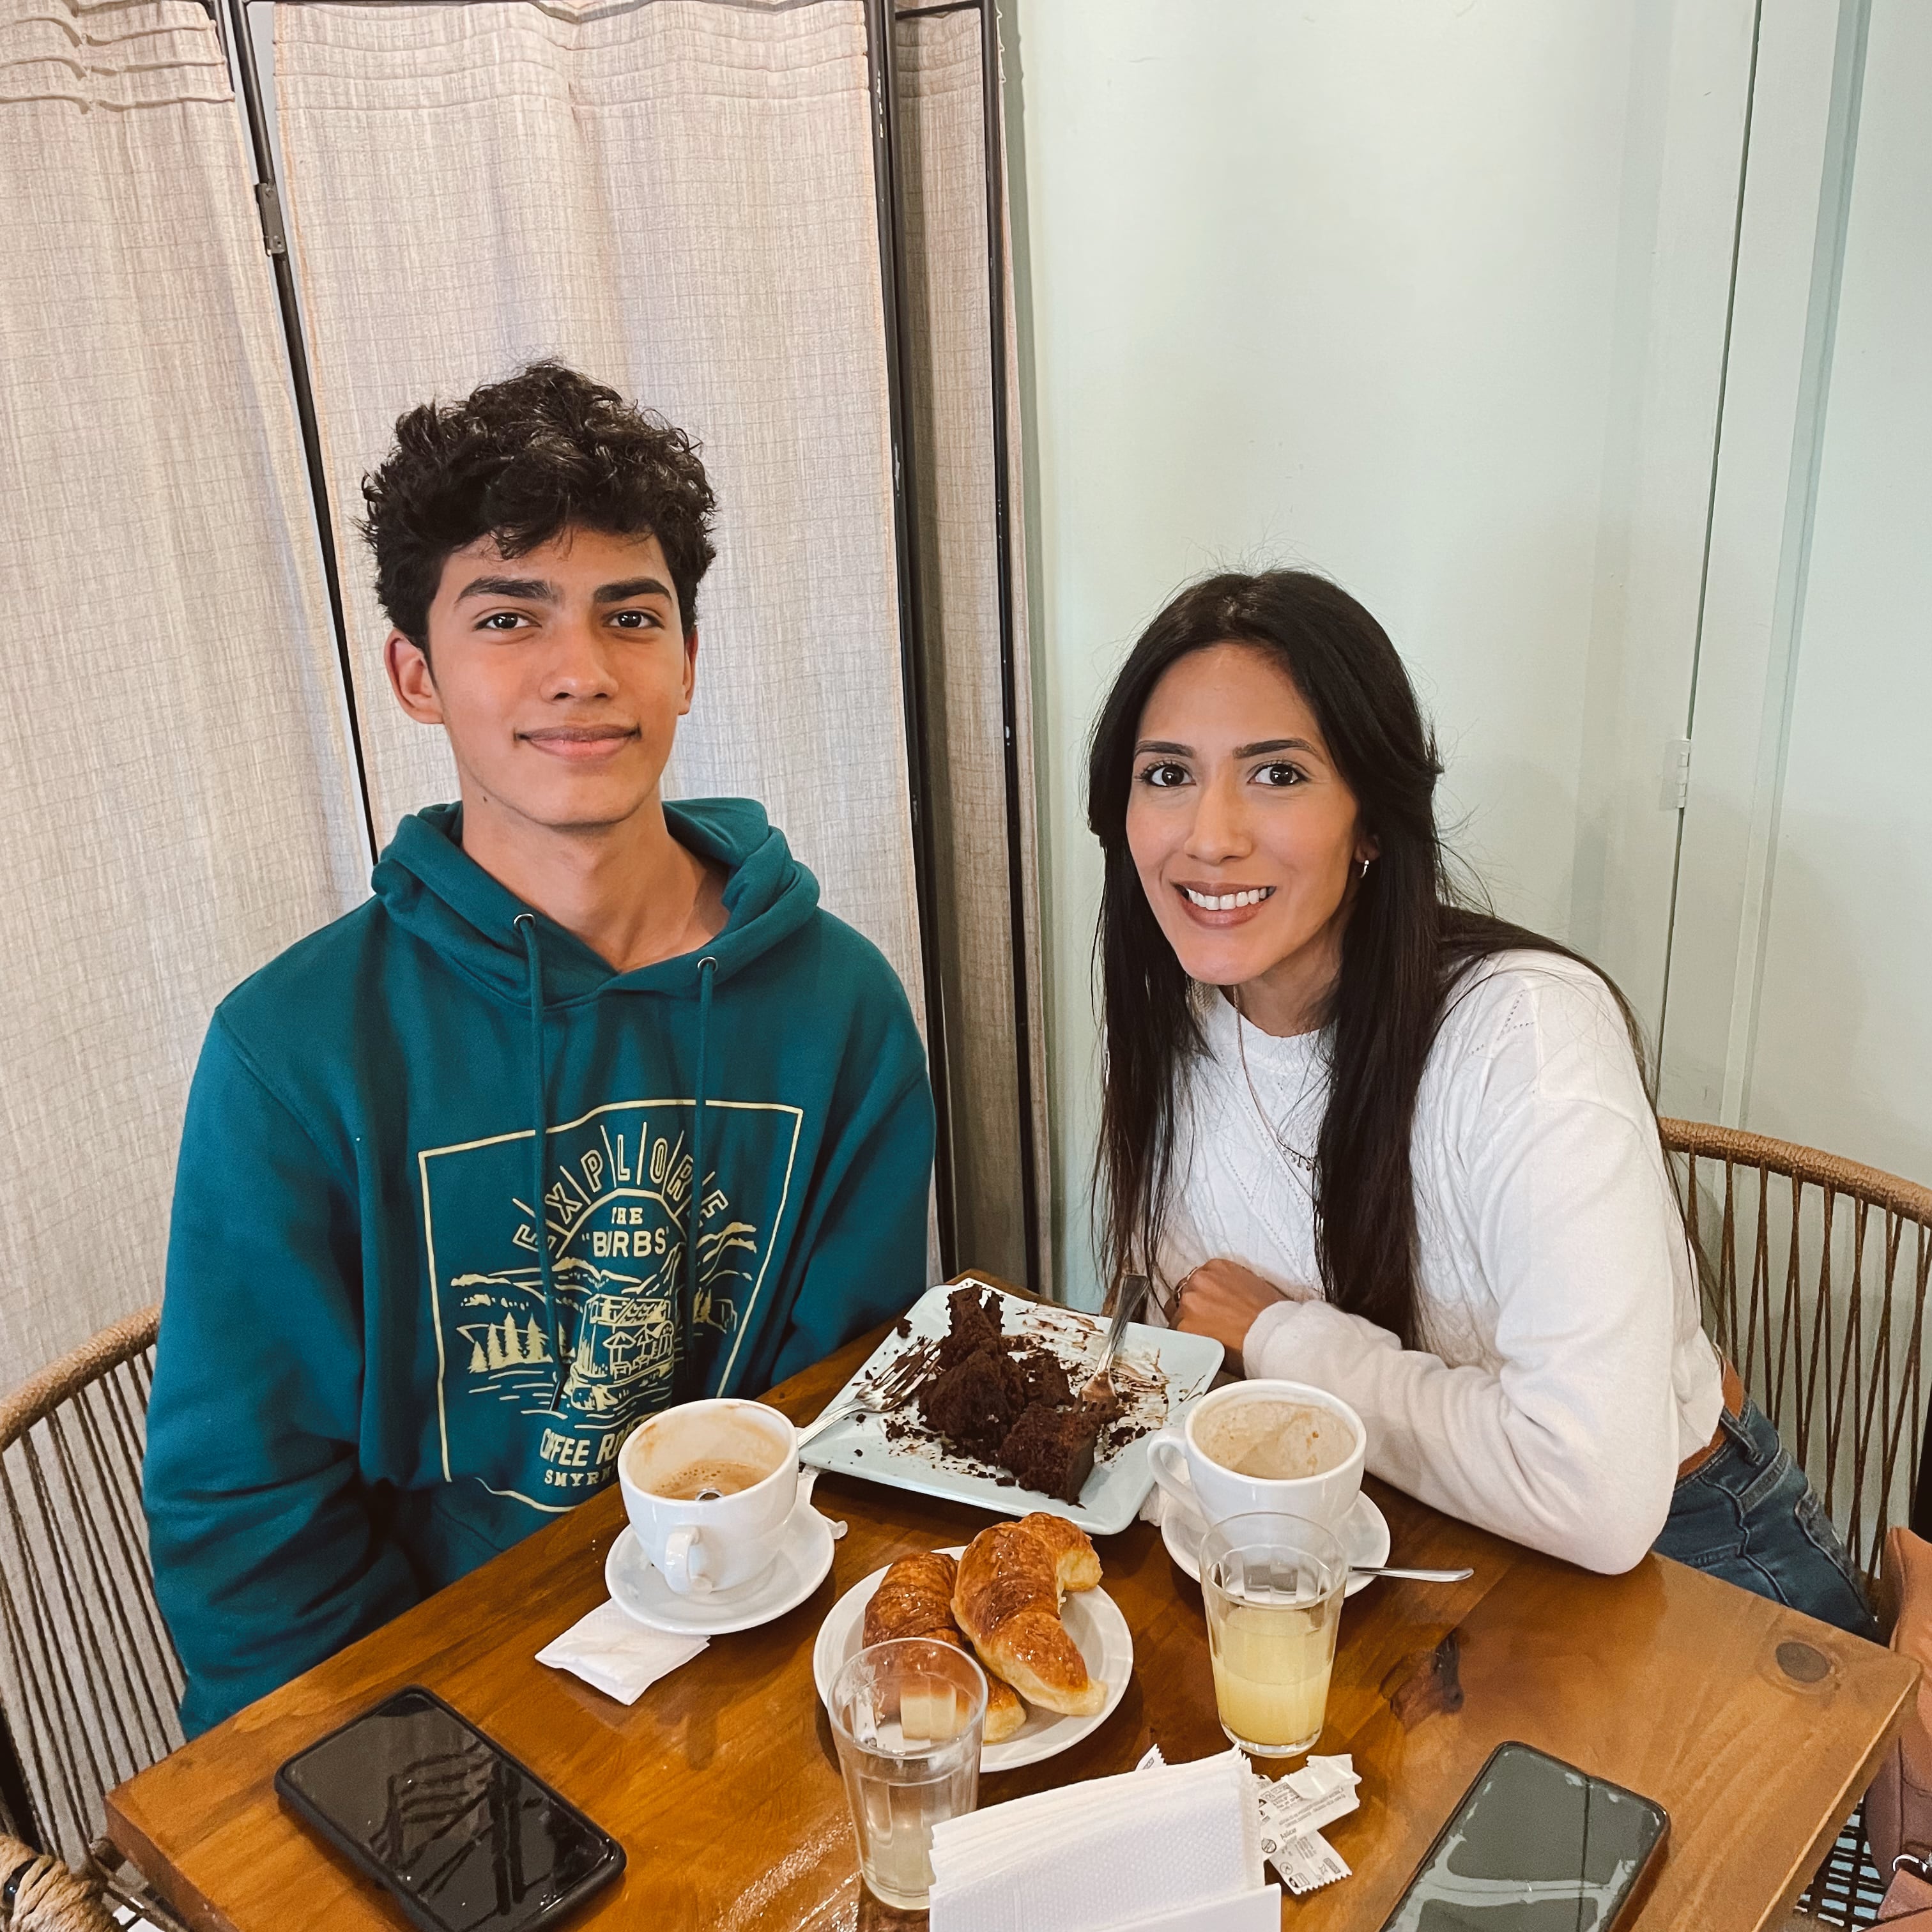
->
[1652,1396,1877,1639]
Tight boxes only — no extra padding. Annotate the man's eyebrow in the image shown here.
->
[455,575,557,605]
[593,577,674,605]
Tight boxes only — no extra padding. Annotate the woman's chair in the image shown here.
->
[0,1304,187,1928]
[1661,1119,1932,1928]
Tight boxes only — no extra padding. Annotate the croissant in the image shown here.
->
[1013,1510,1103,1593]
[862,1550,1027,1742]
[953,1516,1106,1717]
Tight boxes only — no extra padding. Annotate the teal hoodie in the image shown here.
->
[146,800,933,1735]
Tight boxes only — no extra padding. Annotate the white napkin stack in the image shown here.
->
[535,1599,706,1705]
[926,1747,1278,1932]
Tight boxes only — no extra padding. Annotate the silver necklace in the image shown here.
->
[1229,992,1319,1177]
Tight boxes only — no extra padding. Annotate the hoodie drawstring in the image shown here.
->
[514,914,565,1410]
[679,955,719,1402]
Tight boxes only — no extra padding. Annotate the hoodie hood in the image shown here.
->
[371,798,820,1006]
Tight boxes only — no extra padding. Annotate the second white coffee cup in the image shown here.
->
[1148,1377,1365,1533]
[618,1397,799,1596]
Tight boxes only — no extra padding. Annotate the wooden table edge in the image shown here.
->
[103,1807,228,1932]
[1754,1649,1920,1931]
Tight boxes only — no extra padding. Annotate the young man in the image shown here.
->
[145,362,935,1734]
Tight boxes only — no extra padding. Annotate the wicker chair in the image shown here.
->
[0,1305,186,1930]
[1662,1120,1932,1928]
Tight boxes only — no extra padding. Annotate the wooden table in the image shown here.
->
[109,1326,1919,1931]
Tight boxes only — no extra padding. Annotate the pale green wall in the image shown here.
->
[1002,0,1659,1306]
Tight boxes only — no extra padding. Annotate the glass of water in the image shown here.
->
[1200,1513,1349,1758]
[827,1636,987,1909]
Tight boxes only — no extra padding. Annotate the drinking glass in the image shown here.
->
[1200,1513,1348,1758]
[828,1637,987,1909]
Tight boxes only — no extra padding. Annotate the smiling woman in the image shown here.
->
[1087,569,1482,1336]
[1082,570,1876,1635]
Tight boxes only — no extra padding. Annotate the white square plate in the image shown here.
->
[797,1280,1224,1536]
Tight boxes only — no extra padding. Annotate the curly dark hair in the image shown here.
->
[359,360,719,650]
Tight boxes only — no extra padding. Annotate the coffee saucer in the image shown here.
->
[606,1499,837,1636]
[1160,1489,1390,1597]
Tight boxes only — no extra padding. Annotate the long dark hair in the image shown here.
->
[1088,570,1648,1349]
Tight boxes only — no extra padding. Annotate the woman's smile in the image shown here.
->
[1174,881,1277,923]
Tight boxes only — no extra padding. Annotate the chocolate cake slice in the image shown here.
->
[1011,1346,1073,1410]
[910,1286,1120,1503]
[933,1284,1007,1368]
[997,1401,1105,1505]
[918,1346,1023,1454]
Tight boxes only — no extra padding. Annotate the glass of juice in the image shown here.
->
[1200,1512,1349,1758]
[828,1636,988,1909]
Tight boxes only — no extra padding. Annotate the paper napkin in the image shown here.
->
[535,1598,706,1705]
[928,1746,1271,1932]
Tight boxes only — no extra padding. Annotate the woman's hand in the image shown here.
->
[1173,1258,1315,1359]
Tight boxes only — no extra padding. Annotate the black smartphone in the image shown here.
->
[1376,1740,1669,1931]
[275,1685,624,1932]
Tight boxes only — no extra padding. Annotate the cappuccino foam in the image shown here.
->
[1198,1398,1351,1481]
[649,1457,771,1501]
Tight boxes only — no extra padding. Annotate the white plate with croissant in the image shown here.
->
[813,1514,1133,1772]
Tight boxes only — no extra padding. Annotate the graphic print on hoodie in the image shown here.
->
[146,799,934,1733]
[424,1085,804,1507]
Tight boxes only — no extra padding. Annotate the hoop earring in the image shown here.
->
[1357,857,1370,880]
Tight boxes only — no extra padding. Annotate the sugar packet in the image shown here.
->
[1268,1829,1351,1896]
[1256,1754,1360,1839]
[1255,1754,1359,1896]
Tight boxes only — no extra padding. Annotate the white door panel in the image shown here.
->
[1655,0,1862,1119]
[1735,0,1932,1181]
[1660,0,1932,1186]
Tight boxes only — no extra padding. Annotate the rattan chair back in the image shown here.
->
[0,1305,182,1870]
[1662,1119,1932,1586]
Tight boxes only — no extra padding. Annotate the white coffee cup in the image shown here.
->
[1147,1379,1365,1535]
[617,1397,799,1596]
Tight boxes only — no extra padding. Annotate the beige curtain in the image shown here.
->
[272,0,926,1028]
[0,0,369,1384]
[895,3,1050,1288]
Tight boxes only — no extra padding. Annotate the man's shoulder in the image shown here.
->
[213,894,395,1054]
[785,903,919,1025]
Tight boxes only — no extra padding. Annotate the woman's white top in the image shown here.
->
[1160,950,1724,1574]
